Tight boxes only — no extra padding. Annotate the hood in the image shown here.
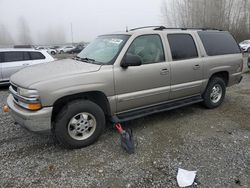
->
[11,59,101,88]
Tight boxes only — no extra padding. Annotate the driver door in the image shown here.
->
[114,34,171,113]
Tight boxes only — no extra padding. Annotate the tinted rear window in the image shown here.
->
[167,34,198,61]
[30,52,45,60]
[198,31,241,56]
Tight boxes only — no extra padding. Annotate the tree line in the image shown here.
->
[0,17,66,46]
[162,0,250,42]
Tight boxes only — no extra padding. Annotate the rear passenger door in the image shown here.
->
[1,51,32,81]
[167,33,203,99]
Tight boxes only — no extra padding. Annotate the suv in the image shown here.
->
[0,48,54,85]
[6,26,243,149]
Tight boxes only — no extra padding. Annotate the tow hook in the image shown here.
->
[3,105,10,113]
[115,123,135,154]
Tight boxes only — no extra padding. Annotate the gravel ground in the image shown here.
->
[0,72,250,188]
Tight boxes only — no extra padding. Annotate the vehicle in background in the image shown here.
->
[36,46,57,55]
[0,48,54,85]
[67,45,85,54]
[239,40,250,53]
[58,46,75,54]
[7,26,243,149]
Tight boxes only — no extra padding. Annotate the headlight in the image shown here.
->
[18,88,39,98]
[10,86,42,111]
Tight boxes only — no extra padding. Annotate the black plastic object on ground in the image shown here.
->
[115,123,135,154]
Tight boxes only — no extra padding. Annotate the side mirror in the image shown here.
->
[121,54,142,68]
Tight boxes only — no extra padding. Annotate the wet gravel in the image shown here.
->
[0,72,250,188]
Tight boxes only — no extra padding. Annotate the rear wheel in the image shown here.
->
[202,77,226,109]
[53,100,105,149]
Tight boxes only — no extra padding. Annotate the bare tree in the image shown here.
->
[18,17,33,45]
[0,24,14,46]
[37,25,66,45]
[162,0,250,41]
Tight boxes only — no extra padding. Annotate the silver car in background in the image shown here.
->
[0,48,54,85]
[239,40,250,53]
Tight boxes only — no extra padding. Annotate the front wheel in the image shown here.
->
[53,100,105,149]
[202,77,226,109]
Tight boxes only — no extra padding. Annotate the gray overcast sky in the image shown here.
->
[0,0,164,44]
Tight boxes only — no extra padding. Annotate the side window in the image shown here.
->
[23,52,30,61]
[198,31,241,56]
[168,34,198,61]
[3,51,25,62]
[126,35,165,64]
[30,52,46,60]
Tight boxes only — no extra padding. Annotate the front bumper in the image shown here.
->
[7,95,53,133]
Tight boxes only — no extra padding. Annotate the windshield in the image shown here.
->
[77,34,130,64]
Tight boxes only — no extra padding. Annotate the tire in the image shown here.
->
[60,50,64,54]
[51,51,56,55]
[202,77,226,109]
[53,100,105,149]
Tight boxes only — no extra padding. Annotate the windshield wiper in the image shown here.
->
[73,56,97,64]
[80,57,96,63]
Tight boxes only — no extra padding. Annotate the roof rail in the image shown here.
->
[130,26,163,31]
[129,26,221,31]
[154,26,221,31]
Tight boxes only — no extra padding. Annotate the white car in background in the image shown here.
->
[58,46,75,54]
[239,40,250,53]
[0,48,54,85]
[36,46,57,55]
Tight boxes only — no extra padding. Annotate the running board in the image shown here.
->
[111,96,203,123]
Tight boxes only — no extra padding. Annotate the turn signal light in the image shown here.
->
[27,103,42,111]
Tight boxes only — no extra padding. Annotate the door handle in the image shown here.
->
[22,63,29,66]
[193,64,200,70]
[160,68,169,75]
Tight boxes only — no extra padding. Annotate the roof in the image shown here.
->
[0,48,41,52]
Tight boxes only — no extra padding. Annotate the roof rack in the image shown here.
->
[129,26,163,31]
[130,26,221,31]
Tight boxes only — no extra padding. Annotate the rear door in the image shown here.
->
[167,33,203,99]
[1,51,32,80]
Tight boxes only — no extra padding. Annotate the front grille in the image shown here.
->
[11,84,18,93]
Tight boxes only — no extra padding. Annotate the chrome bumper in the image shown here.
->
[7,95,53,133]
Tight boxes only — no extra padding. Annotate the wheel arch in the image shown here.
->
[209,71,229,86]
[51,91,111,123]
